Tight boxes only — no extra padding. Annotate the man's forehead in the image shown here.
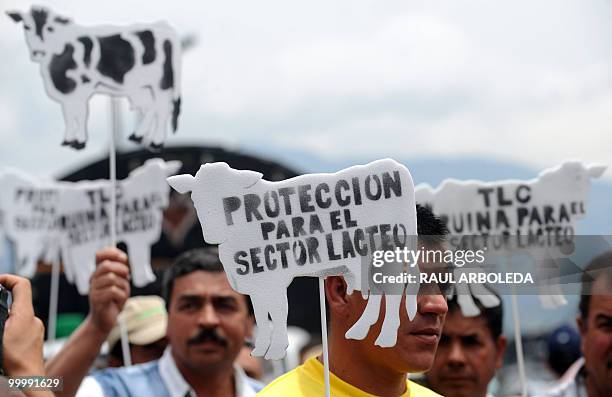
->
[588,294,612,318]
[173,270,237,297]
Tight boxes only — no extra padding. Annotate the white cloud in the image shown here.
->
[1,0,611,180]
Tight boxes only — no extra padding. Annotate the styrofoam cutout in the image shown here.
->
[0,159,181,294]
[168,159,418,359]
[7,6,182,149]
[415,160,606,313]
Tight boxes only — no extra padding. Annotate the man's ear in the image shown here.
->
[576,315,587,355]
[6,11,23,23]
[576,315,586,334]
[325,276,351,317]
[495,335,507,369]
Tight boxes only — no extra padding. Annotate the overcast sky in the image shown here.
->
[1,0,611,180]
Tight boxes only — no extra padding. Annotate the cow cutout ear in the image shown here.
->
[54,16,71,24]
[6,11,23,23]
[587,164,606,178]
[167,174,195,194]
[236,170,262,188]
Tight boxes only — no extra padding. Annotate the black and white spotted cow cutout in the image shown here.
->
[7,6,182,150]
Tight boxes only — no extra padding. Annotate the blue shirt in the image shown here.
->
[77,348,263,397]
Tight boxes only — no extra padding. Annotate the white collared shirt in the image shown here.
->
[536,358,587,397]
[77,347,259,397]
[158,347,258,397]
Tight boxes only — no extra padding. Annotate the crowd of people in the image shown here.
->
[1,206,611,396]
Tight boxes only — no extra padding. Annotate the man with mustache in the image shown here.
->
[48,247,262,397]
[424,290,506,397]
[259,205,447,396]
[540,251,612,397]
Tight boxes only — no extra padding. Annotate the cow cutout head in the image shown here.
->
[7,6,72,62]
[167,163,263,244]
[538,160,607,198]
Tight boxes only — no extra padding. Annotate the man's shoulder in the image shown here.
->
[407,380,444,397]
[93,360,161,380]
[87,360,168,397]
[257,365,310,396]
[257,363,444,397]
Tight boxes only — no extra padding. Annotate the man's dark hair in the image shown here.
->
[447,288,504,340]
[579,251,612,321]
[416,204,448,245]
[162,247,253,314]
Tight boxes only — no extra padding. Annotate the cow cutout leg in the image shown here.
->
[133,109,156,144]
[150,90,172,147]
[266,293,289,360]
[60,247,76,285]
[125,241,156,287]
[15,245,37,278]
[375,294,402,347]
[74,99,90,147]
[69,244,98,295]
[129,89,155,142]
[250,292,272,357]
[61,102,78,145]
[346,293,382,340]
[63,99,89,149]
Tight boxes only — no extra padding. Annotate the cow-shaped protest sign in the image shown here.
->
[416,161,605,237]
[168,159,418,359]
[0,169,60,278]
[7,6,182,149]
[415,160,606,314]
[0,159,182,294]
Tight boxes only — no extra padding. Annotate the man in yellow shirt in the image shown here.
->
[258,205,447,396]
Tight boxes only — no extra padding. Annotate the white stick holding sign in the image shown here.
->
[510,284,527,397]
[109,95,130,365]
[168,159,418,359]
[47,260,61,341]
[319,277,330,397]
[7,6,182,150]
[109,98,119,247]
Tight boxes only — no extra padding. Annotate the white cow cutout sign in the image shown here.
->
[415,160,606,315]
[0,159,182,294]
[7,6,182,149]
[168,159,418,359]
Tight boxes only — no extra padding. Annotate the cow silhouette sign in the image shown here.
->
[7,6,182,149]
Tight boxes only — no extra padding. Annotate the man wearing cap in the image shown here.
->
[106,296,168,367]
[46,247,262,397]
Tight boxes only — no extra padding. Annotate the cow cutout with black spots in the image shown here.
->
[7,6,182,149]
